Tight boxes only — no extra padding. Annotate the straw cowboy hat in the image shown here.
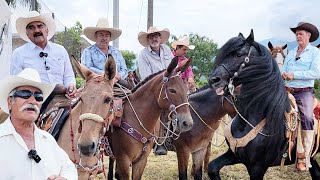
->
[171,35,195,50]
[138,27,170,47]
[0,68,55,114]
[16,11,56,42]
[83,17,122,42]
[290,22,319,42]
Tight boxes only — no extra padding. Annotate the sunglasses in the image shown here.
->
[11,90,44,102]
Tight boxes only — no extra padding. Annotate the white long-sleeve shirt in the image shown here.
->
[0,118,77,180]
[10,41,76,87]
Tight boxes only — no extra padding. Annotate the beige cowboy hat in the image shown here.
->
[290,22,319,42]
[16,11,56,42]
[138,26,170,47]
[83,17,122,42]
[171,35,195,50]
[0,68,55,114]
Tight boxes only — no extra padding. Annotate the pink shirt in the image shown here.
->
[172,51,194,80]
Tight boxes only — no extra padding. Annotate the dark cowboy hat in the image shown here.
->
[290,22,319,42]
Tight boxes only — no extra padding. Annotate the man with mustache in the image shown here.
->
[81,17,128,82]
[137,27,173,155]
[282,22,320,171]
[0,68,77,180]
[10,11,76,112]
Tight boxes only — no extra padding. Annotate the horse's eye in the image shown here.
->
[104,97,111,104]
[169,89,176,93]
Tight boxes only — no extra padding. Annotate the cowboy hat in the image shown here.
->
[83,17,122,42]
[138,27,170,47]
[171,35,195,50]
[0,68,55,114]
[16,11,56,42]
[290,22,319,42]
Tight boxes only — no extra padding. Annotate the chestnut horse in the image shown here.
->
[172,86,236,180]
[108,57,194,180]
[267,41,287,70]
[43,56,116,180]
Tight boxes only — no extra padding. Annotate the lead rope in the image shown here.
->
[69,96,77,164]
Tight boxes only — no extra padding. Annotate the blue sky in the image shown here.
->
[41,0,320,53]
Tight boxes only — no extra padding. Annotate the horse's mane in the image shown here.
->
[218,36,290,134]
[131,70,165,93]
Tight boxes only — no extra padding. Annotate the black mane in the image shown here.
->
[131,70,165,93]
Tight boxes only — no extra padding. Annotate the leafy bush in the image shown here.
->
[76,77,85,88]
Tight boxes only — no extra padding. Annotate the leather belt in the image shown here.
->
[285,87,313,93]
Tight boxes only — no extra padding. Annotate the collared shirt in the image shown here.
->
[81,44,128,79]
[138,44,174,80]
[282,43,320,88]
[10,41,76,87]
[172,51,194,80]
[0,118,77,180]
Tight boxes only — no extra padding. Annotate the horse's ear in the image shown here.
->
[282,44,287,50]
[246,29,255,45]
[71,55,94,81]
[165,57,179,77]
[238,33,244,38]
[317,44,320,48]
[268,41,273,50]
[175,57,192,74]
[104,54,117,81]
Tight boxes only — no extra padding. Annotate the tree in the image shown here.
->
[55,21,82,59]
[121,50,136,71]
[6,0,41,11]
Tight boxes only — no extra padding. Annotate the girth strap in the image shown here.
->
[225,118,266,153]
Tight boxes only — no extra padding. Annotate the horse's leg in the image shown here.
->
[131,156,148,180]
[176,148,190,180]
[115,157,131,180]
[247,165,268,180]
[207,149,240,180]
[192,148,207,180]
[108,158,114,180]
[204,143,211,173]
[310,158,320,179]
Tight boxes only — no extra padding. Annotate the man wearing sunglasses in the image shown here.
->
[0,68,77,179]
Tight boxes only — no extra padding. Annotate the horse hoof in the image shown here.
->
[154,145,167,155]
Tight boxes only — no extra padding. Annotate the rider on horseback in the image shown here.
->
[282,22,320,171]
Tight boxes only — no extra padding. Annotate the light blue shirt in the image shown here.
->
[282,43,320,88]
[81,44,128,79]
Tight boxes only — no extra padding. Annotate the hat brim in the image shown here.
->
[0,76,55,114]
[171,41,195,50]
[138,29,170,47]
[290,23,319,42]
[16,13,56,42]
[83,27,122,42]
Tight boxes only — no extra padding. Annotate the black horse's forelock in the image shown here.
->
[131,70,165,93]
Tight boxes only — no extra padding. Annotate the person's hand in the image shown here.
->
[282,72,294,81]
[187,78,197,92]
[67,83,77,98]
[178,57,188,67]
[47,175,66,180]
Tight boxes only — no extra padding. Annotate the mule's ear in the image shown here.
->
[317,44,320,48]
[104,54,117,81]
[238,33,244,38]
[246,29,255,45]
[71,55,94,81]
[268,41,273,50]
[164,57,179,77]
[282,44,287,50]
[175,57,192,74]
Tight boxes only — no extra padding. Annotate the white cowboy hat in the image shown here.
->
[83,17,122,42]
[0,68,55,114]
[171,35,195,50]
[16,11,56,42]
[138,27,170,47]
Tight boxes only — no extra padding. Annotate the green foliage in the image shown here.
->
[121,50,136,70]
[55,21,83,59]
[315,80,320,99]
[75,77,85,88]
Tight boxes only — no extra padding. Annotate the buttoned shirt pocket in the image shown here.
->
[49,57,64,78]
[163,53,172,61]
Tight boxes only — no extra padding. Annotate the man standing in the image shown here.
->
[137,26,173,80]
[10,11,76,96]
[282,22,320,171]
[81,17,128,81]
[0,68,77,179]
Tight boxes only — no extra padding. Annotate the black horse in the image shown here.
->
[207,30,320,179]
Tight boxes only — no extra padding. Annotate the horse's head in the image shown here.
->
[209,30,268,96]
[71,55,116,157]
[268,41,287,70]
[157,57,194,133]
